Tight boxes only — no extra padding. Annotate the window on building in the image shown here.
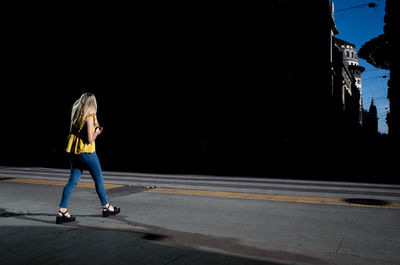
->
[346,51,350,57]
[351,52,354,58]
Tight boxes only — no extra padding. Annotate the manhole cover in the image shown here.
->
[344,198,388,206]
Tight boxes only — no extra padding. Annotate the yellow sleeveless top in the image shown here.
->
[65,114,97,154]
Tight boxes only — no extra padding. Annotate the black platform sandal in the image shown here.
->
[102,204,121,217]
[56,210,76,224]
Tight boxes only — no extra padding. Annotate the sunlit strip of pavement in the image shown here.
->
[2,174,400,209]
[145,187,400,209]
[1,166,400,201]
[2,166,400,189]
[1,167,400,192]
[0,177,123,190]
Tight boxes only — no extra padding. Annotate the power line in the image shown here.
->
[363,75,388,81]
[363,96,387,99]
[335,2,378,13]
[364,68,389,73]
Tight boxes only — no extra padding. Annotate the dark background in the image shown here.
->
[2,1,395,182]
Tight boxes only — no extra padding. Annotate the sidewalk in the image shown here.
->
[1,215,283,265]
[0,182,296,265]
[1,169,400,265]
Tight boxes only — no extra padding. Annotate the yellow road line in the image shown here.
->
[0,178,122,190]
[145,187,400,209]
[2,178,398,209]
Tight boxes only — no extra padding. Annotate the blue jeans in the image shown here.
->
[59,152,109,208]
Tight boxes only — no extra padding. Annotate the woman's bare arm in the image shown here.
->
[87,116,101,143]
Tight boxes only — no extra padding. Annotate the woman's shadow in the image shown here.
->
[0,208,99,225]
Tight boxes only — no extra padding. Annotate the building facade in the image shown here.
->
[333,37,365,130]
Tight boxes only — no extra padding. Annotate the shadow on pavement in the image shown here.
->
[0,208,102,226]
[0,208,328,265]
[0,225,291,265]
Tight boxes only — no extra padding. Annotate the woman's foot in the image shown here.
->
[102,203,121,217]
[56,208,76,224]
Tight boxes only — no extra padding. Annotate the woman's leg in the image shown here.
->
[59,157,82,209]
[82,152,109,206]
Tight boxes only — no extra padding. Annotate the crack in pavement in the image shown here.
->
[336,237,345,253]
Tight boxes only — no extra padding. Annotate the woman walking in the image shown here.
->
[57,92,120,224]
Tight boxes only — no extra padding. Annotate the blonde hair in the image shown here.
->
[70,92,99,131]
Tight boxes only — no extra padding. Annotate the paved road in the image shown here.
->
[1,166,400,265]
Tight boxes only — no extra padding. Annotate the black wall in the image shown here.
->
[2,1,392,180]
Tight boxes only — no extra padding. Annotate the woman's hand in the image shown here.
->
[95,126,103,134]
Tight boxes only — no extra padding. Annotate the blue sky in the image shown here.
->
[333,0,389,133]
